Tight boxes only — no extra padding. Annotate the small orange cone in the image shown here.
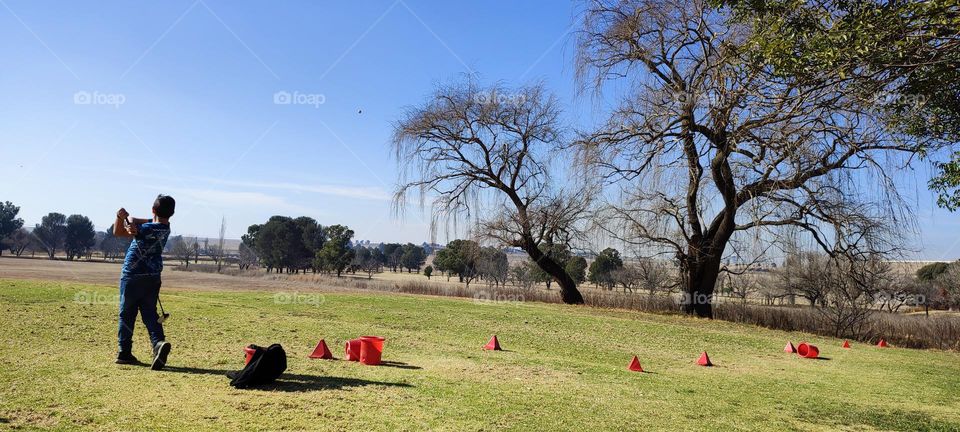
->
[842,340,851,348]
[877,339,889,348]
[784,342,796,353]
[628,356,644,372]
[697,351,713,367]
[483,335,502,351]
[308,339,334,359]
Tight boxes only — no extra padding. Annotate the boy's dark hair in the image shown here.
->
[153,195,176,218]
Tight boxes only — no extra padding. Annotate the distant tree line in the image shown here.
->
[0,202,115,260]
[432,239,508,287]
[239,216,432,278]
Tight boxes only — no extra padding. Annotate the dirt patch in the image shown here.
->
[0,256,353,294]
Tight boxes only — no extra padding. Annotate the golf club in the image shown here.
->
[157,295,170,324]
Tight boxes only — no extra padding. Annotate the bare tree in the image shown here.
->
[612,264,641,293]
[575,0,928,317]
[635,258,679,296]
[878,276,925,314]
[238,242,258,270]
[719,272,761,306]
[207,217,227,272]
[779,251,832,307]
[938,262,960,311]
[359,256,381,279]
[192,240,199,264]
[820,254,889,338]
[392,79,591,304]
[351,246,381,279]
[5,228,33,257]
[170,236,195,269]
[477,247,509,288]
[510,263,537,289]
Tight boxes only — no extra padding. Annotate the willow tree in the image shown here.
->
[392,80,590,304]
[575,0,938,317]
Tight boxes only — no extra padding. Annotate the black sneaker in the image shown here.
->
[151,341,171,370]
[116,352,140,365]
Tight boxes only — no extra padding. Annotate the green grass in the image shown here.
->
[1,278,959,431]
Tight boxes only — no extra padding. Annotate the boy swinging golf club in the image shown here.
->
[113,194,175,370]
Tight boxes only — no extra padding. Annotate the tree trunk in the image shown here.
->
[682,253,721,318]
[524,240,583,305]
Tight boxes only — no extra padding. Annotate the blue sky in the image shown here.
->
[1,0,957,259]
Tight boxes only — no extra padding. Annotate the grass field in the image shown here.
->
[2,275,960,431]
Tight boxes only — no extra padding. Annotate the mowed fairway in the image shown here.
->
[2,277,960,431]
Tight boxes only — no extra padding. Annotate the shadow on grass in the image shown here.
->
[377,361,421,370]
[798,400,960,431]
[162,366,414,392]
[259,374,414,392]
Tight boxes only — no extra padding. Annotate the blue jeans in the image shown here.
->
[117,275,165,353]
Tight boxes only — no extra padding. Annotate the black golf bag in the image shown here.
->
[227,344,287,389]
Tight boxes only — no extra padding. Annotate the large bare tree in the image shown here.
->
[575,0,933,317]
[392,79,590,304]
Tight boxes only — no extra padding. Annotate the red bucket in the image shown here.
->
[797,342,819,359]
[359,336,385,366]
[344,339,361,361]
[243,346,257,365]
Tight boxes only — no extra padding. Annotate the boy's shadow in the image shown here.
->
[162,366,414,392]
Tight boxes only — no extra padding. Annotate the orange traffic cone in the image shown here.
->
[483,335,502,351]
[697,351,713,367]
[877,339,889,348]
[628,356,644,372]
[308,339,334,359]
[842,340,851,348]
[784,342,796,353]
